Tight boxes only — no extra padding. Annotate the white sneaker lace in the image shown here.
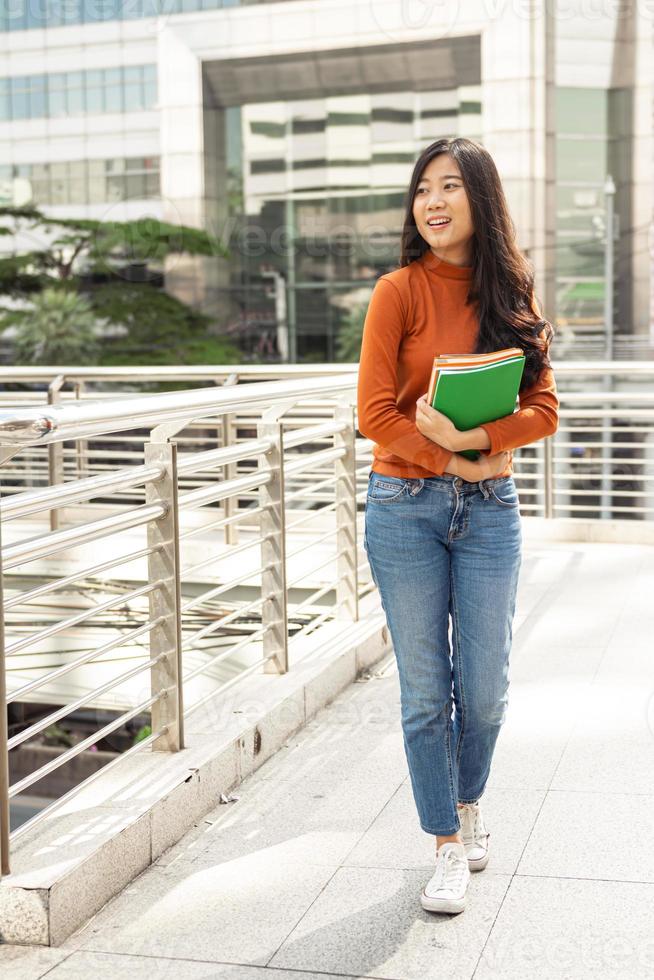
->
[430,847,468,894]
[459,803,489,845]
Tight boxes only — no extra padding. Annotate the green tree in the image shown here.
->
[0,205,226,289]
[0,205,239,366]
[7,288,99,365]
[89,283,239,366]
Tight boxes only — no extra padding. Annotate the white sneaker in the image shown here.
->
[458,801,490,871]
[420,841,471,914]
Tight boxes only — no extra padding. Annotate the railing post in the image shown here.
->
[554,423,571,520]
[0,513,11,878]
[47,375,66,530]
[334,400,359,622]
[600,398,613,521]
[144,440,184,751]
[543,435,554,519]
[220,373,239,547]
[74,381,89,481]
[222,415,239,546]
[257,409,288,675]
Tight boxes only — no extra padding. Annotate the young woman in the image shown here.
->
[357,137,558,915]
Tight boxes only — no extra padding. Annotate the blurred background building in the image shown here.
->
[0,0,652,363]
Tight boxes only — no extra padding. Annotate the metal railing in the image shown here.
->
[1,361,653,520]
[551,333,654,362]
[0,373,374,879]
[0,363,653,879]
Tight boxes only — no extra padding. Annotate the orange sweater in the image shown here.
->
[357,250,559,479]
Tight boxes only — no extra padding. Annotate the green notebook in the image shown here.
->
[431,356,525,461]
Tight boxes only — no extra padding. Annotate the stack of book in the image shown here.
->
[427,347,525,460]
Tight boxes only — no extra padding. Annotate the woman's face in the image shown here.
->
[411,153,474,264]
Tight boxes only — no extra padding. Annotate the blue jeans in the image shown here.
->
[363,470,522,836]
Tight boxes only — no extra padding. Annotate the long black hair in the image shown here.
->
[400,137,553,392]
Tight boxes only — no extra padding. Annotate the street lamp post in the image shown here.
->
[600,175,615,520]
[603,175,615,361]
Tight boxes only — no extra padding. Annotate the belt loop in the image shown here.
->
[478,479,490,499]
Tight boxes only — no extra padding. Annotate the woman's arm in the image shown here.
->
[476,334,559,455]
[412,398,510,479]
[476,376,558,454]
[415,337,559,456]
[357,278,455,475]
[443,449,511,482]
[455,427,491,452]
[416,397,494,454]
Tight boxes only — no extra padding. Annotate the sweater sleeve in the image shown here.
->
[477,330,559,455]
[357,277,454,475]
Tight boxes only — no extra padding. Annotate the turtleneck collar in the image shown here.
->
[420,249,473,281]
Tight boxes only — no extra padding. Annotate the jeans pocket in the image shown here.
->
[367,475,409,503]
[489,480,520,508]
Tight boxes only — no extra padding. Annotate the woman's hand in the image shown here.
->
[456,452,511,483]
[415,393,463,452]
[478,451,511,480]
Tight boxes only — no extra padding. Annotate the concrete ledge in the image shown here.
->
[0,596,391,947]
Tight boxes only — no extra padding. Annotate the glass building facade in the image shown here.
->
[0,156,160,206]
[555,86,632,332]
[213,84,482,361]
[0,66,157,121]
[1,1,649,358]
[0,0,290,31]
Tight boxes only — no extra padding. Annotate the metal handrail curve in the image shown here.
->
[0,375,358,448]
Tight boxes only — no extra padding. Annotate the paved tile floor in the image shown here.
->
[2,539,654,980]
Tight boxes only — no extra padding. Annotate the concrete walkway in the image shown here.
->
[3,538,654,980]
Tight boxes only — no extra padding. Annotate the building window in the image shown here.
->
[66,72,86,115]
[0,65,157,121]
[0,0,291,31]
[0,157,161,205]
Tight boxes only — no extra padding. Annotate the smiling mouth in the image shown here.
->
[426,217,451,229]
